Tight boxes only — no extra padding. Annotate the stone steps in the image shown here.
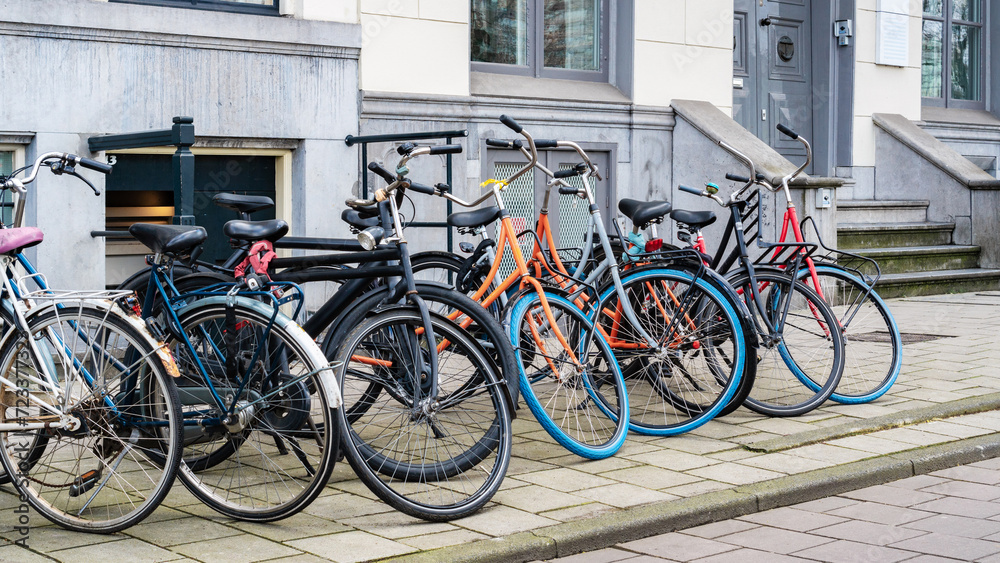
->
[837,199,929,224]
[873,268,1000,298]
[837,221,954,249]
[840,245,981,275]
[837,200,1000,297]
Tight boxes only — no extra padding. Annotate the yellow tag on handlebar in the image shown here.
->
[480,179,509,191]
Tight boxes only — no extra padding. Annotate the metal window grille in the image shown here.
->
[556,164,592,262]
[492,162,536,281]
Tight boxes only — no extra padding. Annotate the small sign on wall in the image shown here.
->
[876,0,910,67]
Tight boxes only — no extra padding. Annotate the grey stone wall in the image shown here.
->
[357,91,674,253]
[0,0,360,288]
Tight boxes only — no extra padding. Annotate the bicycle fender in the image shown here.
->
[175,296,343,409]
[0,298,183,379]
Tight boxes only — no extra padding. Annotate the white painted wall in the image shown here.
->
[283,0,358,24]
[358,0,469,96]
[633,0,733,113]
[853,0,923,167]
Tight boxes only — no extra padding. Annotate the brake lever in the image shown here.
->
[69,170,101,196]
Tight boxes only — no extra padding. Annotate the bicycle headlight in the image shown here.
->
[357,226,384,251]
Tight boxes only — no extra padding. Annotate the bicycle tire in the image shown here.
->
[0,304,183,533]
[170,297,338,522]
[727,268,845,417]
[332,307,511,521]
[508,291,629,459]
[319,281,520,414]
[592,267,746,435]
[796,265,902,403]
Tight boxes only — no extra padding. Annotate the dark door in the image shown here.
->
[734,0,814,168]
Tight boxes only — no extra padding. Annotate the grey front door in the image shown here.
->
[734,0,814,168]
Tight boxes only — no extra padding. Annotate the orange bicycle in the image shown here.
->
[422,126,748,438]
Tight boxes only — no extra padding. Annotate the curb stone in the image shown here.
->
[381,433,1000,563]
[745,392,1000,453]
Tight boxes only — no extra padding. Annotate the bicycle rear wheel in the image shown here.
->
[171,298,338,522]
[508,291,629,459]
[727,268,845,417]
[592,267,746,435]
[797,265,901,403]
[333,307,511,521]
[0,304,183,533]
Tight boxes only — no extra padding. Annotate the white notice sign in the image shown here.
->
[876,11,909,67]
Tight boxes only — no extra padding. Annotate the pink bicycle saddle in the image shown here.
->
[0,227,44,255]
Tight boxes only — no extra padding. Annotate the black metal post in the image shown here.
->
[171,116,196,225]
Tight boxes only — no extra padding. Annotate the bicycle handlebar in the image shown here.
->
[725,173,750,183]
[678,185,703,196]
[776,123,799,140]
[428,144,463,156]
[485,138,522,149]
[499,115,522,134]
[368,162,396,183]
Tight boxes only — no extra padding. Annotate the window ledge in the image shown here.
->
[921,107,1000,128]
[471,72,630,104]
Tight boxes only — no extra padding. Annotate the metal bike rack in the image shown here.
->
[88,116,196,239]
[346,129,469,255]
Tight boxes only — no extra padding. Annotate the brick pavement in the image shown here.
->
[544,457,1000,562]
[1,291,999,563]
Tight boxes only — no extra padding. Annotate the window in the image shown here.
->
[0,147,21,226]
[109,0,279,16]
[471,0,609,81]
[922,0,987,108]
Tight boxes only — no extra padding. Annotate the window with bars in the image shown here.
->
[109,0,279,16]
[471,0,609,82]
[0,151,14,226]
[922,0,987,108]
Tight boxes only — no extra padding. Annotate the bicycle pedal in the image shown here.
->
[68,469,102,498]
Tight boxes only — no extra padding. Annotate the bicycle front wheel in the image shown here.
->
[728,268,845,417]
[797,265,902,403]
[171,298,338,522]
[593,268,746,435]
[508,291,629,459]
[0,304,183,533]
[333,307,511,521]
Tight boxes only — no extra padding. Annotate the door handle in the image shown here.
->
[760,17,772,26]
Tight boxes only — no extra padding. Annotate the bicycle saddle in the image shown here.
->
[341,209,380,230]
[224,219,289,242]
[447,206,501,229]
[618,199,672,228]
[213,193,274,215]
[129,223,208,255]
[0,227,43,255]
[670,209,717,229]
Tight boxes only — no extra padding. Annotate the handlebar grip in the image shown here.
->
[396,142,416,156]
[725,173,750,183]
[499,115,523,134]
[776,123,799,140]
[367,162,395,183]
[428,144,463,156]
[73,155,113,174]
[435,183,451,193]
[553,168,581,179]
[678,185,703,196]
[485,138,515,148]
[533,140,558,149]
[558,186,579,195]
[407,182,435,195]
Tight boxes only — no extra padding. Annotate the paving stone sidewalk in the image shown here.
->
[542,457,1000,562]
[2,291,1000,563]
